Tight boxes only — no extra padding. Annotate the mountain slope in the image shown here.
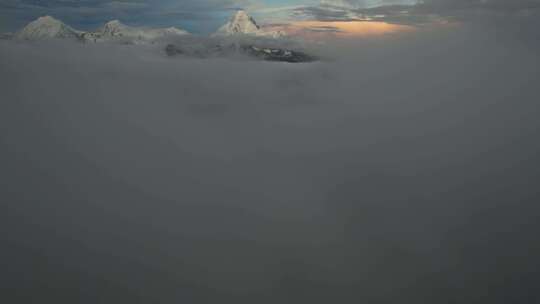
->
[82,20,189,43]
[14,17,189,43]
[216,10,261,35]
[15,16,81,40]
[214,10,284,38]
[165,41,316,63]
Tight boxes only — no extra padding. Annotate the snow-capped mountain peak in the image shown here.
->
[100,20,129,36]
[13,15,190,43]
[15,15,80,40]
[36,15,57,23]
[104,20,123,27]
[81,20,189,43]
[216,10,260,35]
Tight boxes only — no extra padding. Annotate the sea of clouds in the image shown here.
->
[1,22,540,303]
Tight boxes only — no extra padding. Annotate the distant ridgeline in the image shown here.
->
[165,43,316,63]
[13,16,189,43]
[6,11,314,63]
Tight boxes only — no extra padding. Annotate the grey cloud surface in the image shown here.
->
[1,24,540,303]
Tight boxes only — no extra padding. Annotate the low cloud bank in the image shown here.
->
[1,25,540,303]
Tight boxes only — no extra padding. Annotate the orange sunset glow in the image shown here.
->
[265,21,416,40]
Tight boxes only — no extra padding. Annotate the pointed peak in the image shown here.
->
[33,15,63,24]
[100,20,129,34]
[103,20,125,27]
[230,10,257,24]
[213,9,287,38]
[17,15,78,40]
[37,15,57,21]
[215,9,259,35]
[234,10,249,17]
[163,27,188,34]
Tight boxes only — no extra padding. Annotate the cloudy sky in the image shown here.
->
[1,0,540,33]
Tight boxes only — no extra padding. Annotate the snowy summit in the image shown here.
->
[82,20,189,43]
[216,10,261,35]
[13,16,189,43]
[214,10,284,38]
[15,16,80,40]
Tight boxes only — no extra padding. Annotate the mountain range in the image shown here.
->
[15,16,81,40]
[14,15,189,43]
[5,11,316,63]
[12,10,285,43]
[80,20,189,43]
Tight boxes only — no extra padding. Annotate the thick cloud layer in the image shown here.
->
[1,25,540,303]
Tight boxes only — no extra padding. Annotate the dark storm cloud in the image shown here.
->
[1,22,540,303]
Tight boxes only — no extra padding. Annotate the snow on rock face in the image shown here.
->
[15,16,81,40]
[216,10,260,35]
[214,10,285,38]
[82,20,189,43]
[165,41,317,63]
[144,27,190,40]
[14,16,189,43]
[85,20,137,41]
[99,20,128,37]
